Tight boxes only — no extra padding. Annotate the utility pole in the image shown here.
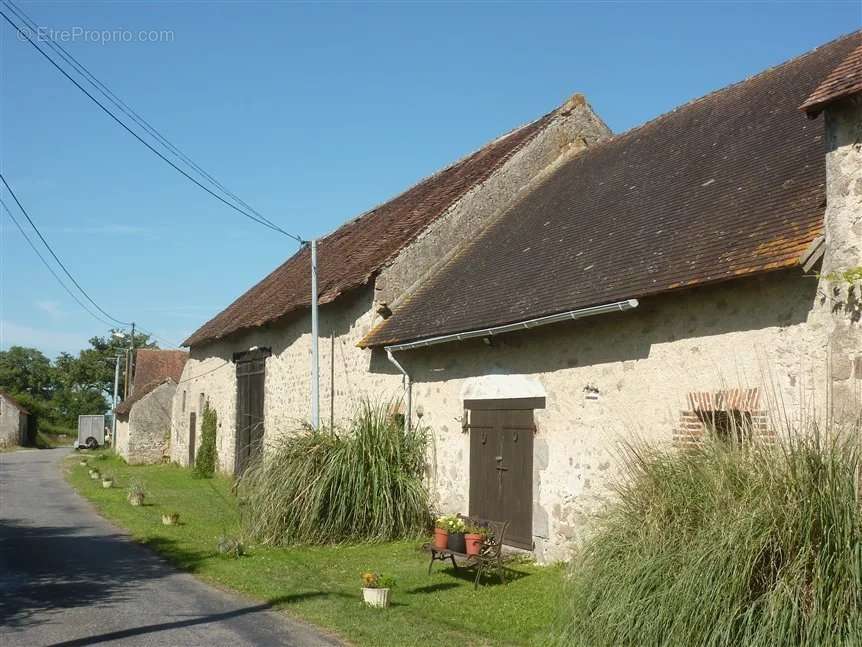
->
[123,322,136,399]
[310,240,319,429]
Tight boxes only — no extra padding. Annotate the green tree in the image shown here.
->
[0,346,55,399]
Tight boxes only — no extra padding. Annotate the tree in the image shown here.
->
[72,330,156,399]
[0,347,55,399]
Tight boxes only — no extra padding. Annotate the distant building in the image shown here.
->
[0,391,29,448]
[115,349,188,464]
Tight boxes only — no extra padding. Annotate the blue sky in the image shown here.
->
[1,1,859,357]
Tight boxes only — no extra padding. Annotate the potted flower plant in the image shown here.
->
[445,516,467,553]
[162,512,180,526]
[79,459,88,467]
[89,469,100,481]
[433,516,450,550]
[101,473,114,489]
[361,572,395,608]
[465,523,488,557]
[127,481,146,506]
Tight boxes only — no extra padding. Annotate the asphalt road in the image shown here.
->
[0,448,340,647]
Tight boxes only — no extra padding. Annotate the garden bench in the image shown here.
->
[424,515,509,589]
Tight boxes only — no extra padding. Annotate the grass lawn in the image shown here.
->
[66,452,565,646]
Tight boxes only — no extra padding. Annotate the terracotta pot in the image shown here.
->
[447,532,466,553]
[433,527,449,550]
[465,533,483,557]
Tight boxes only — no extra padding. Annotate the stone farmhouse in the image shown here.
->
[116,349,187,464]
[0,391,29,448]
[175,32,862,561]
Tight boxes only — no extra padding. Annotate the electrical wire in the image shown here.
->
[1,198,115,328]
[2,0,283,236]
[0,5,305,244]
[2,176,181,348]
[1,173,133,327]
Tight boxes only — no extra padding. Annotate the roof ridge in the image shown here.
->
[314,106,565,246]
[600,29,862,148]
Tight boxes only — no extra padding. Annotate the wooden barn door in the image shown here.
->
[467,402,536,549]
[235,349,269,475]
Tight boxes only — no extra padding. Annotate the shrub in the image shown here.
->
[239,399,430,545]
[554,419,862,647]
[193,405,217,478]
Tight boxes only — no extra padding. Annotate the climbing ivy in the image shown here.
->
[193,405,218,478]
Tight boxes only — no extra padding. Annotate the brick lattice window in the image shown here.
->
[673,388,772,448]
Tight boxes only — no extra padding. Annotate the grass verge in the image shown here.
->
[66,452,562,646]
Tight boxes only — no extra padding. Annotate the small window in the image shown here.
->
[700,410,752,445]
[181,391,187,413]
[198,393,205,415]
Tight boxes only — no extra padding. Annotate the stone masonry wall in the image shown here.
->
[122,382,176,464]
[813,95,862,419]
[0,397,25,448]
[399,270,829,562]
[171,286,405,473]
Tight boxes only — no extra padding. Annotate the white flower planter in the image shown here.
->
[362,587,390,608]
[101,480,113,489]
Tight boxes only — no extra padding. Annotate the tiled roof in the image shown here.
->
[801,40,862,115]
[183,110,559,347]
[361,32,862,348]
[116,349,187,416]
[0,391,28,414]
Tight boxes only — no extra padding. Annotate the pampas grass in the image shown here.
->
[554,411,862,647]
[238,399,430,545]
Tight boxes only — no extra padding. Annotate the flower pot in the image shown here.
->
[162,513,179,526]
[79,460,88,466]
[433,527,449,550]
[128,494,144,507]
[89,471,100,480]
[101,479,113,489]
[465,533,483,557]
[362,587,390,608]
[447,532,466,553]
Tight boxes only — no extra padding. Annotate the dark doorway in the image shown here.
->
[188,412,196,466]
[467,403,536,550]
[234,348,269,475]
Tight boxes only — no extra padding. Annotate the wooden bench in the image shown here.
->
[424,515,510,589]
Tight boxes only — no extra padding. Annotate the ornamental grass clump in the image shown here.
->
[239,398,430,545]
[555,414,862,647]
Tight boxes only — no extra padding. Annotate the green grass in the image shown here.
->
[67,452,563,646]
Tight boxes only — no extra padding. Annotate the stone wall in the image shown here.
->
[814,95,862,418]
[397,270,830,562]
[118,382,176,464]
[171,286,405,472]
[0,397,26,448]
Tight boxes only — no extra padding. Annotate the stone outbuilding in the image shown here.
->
[0,391,29,448]
[359,32,862,561]
[115,349,188,464]
[176,32,862,561]
[173,96,611,474]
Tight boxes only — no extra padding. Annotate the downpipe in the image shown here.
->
[385,347,411,432]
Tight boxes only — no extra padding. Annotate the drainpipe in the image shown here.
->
[385,347,411,432]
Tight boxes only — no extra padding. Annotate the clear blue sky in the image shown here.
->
[1,1,859,357]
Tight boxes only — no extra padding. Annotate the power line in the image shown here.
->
[0,4,304,244]
[1,198,115,328]
[2,0,282,235]
[1,173,133,327]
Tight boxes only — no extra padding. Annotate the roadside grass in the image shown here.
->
[66,452,563,646]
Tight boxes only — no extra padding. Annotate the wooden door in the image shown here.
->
[468,407,535,549]
[235,350,267,475]
[188,412,196,466]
